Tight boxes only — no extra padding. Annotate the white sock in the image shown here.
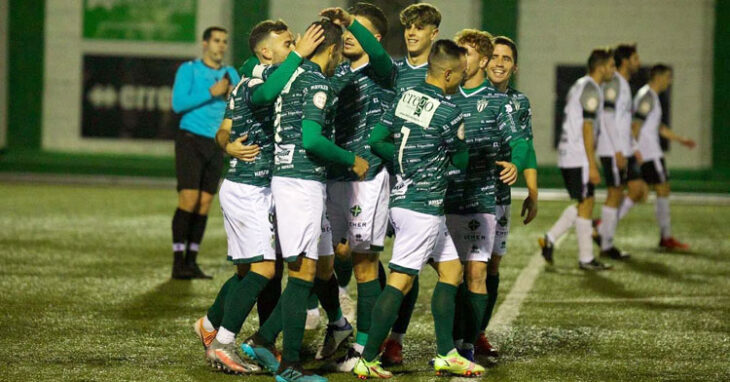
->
[576,217,594,263]
[332,316,347,328]
[215,326,236,344]
[389,332,405,344]
[600,206,618,250]
[307,307,320,316]
[339,286,349,297]
[548,205,578,243]
[203,316,215,332]
[618,197,635,220]
[352,342,364,354]
[655,197,672,239]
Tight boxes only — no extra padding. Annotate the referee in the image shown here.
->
[170,26,240,279]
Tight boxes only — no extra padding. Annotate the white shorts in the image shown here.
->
[388,207,459,275]
[219,179,276,264]
[272,176,326,262]
[492,205,511,256]
[446,213,496,263]
[319,213,334,257]
[328,168,390,253]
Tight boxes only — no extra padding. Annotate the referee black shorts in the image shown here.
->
[175,130,223,194]
[600,155,642,188]
[560,167,595,202]
[640,157,669,185]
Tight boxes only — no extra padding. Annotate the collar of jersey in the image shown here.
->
[420,82,443,95]
[301,59,322,73]
[459,81,490,98]
[349,61,370,72]
[405,57,428,70]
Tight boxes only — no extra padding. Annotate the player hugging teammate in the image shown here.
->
[185,3,539,381]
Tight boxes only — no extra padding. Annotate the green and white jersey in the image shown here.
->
[391,57,428,96]
[495,86,534,205]
[381,82,467,216]
[445,82,518,214]
[273,60,338,183]
[328,61,395,181]
[223,76,274,187]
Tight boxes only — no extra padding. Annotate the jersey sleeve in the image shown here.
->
[602,76,620,111]
[580,82,601,121]
[301,75,332,126]
[633,92,654,121]
[440,106,467,152]
[378,91,399,131]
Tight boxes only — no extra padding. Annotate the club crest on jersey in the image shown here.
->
[477,98,489,113]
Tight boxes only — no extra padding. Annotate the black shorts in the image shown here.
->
[600,155,642,187]
[560,167,595,202]
[640,157,669,185]
[175,130,223,194]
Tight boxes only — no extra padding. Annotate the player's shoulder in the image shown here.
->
[335,62,350,77]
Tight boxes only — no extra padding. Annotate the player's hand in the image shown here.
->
[226,135,260,162]
[209,77,230,97]
[351,155,369,180]
[589,164,601,185]
[294,24,325,58]
[634,150,643,164]
[320,7,354,27]
[496,161,518,185]
[521,194,538,225]
[680,137,697,149]
[615,151,626,170]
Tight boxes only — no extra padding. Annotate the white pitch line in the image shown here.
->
[487,235,567,332]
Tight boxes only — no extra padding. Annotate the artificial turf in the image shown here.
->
[0,183,728,381]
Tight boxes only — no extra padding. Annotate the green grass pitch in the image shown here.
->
[1,183,728,381]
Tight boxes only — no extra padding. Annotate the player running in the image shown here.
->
[193,21,325,374]
[170,27,240,279]
[629,64,696,250]
[317,3,396,370]
[444,30,519,362]
[540,48,615,270]
[353,40,485,379]
[594,43,641,260]
[474,35,539,358]
[239,20,368,382]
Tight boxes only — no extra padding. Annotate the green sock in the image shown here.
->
[432,282,458,356]
[258,300,282,344]
[207,274,240,328]
[356,279,382,341]
[465,290,488,344]
[334,255,353,288]
[392,275,418,334]
[362,285,404,361]
[220,271,270,334]
[307,291,319,310]
[281,277,313,363]
[452,282,468,342]
[355,332,369,347]
[481,273,500,331]
[314,274,343,323]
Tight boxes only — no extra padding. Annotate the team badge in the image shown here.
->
[639,100,651,114]
[313,91,327,109]
[477,98,489,112]
[585,97,598,112]
[605,87,617,101]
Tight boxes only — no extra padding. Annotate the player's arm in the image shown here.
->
[580,83,601,185]
[368,122,395,160]
[442,111,469,170]
[216,92,260,161]
[495,99,519,184]
[659,125,696,148]
[249,52,302,105]
[602,80,625,168]
[520,98,538,223]
[302,120,369,178]
[171,63,213,113]
[320,8,394,79]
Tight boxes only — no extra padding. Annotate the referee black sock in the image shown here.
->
[186,213,208,264]
[172,208,193,256]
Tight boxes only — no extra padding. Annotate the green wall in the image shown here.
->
[713,0,729,172]
[232,0,269,68]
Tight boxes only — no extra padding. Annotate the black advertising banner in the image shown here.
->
[82,55,190,139]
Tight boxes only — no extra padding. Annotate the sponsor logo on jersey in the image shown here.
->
[395,90,441,128]
[350,205,362,217]
[498,215,509,227]
[468,219,481,231]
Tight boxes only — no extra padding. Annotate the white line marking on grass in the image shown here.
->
[488,235,567,332]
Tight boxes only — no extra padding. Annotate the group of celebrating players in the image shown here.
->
[168,2,694,381]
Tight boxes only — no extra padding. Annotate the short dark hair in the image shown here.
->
[587,47,613,72]
[614,43,637,68]
[248,19,289,53]
[202,26,227,41]
[492,35,518,64]
[400,3,441,28]
[349,2,388,37]
[650,64,672,79]
[309,19,343,57]
[428,39,467,72]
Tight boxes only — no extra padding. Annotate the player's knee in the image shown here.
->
[353,252,378,283]
[606,188,623,207]
[251,261,276,279]
[656,183,670,197]
[196,192,215,214]
[387,271,415,293]
[578,198,594,218]
[437,261,463,286]
[178,190,199,211]
[465,262,487,288]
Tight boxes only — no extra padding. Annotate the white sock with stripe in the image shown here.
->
[655,197,672,239]
[576,217,594,263]
[600,206,618,250]
[547,205,578,243]
[618,197,635,220]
